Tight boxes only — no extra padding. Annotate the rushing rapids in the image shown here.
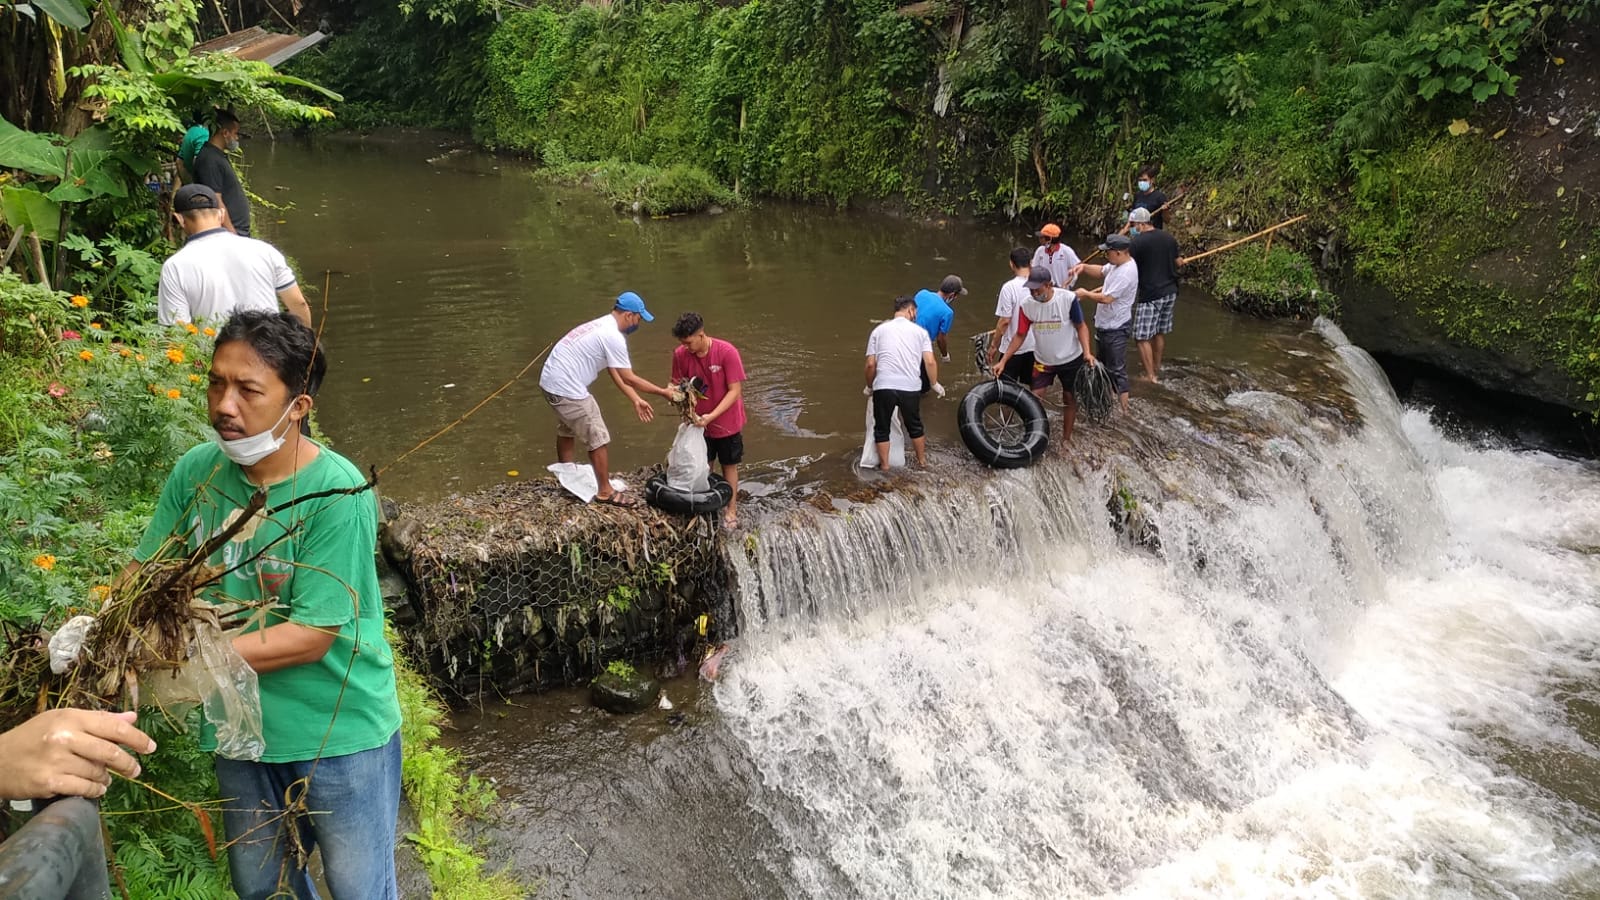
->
[448,322,1600,899]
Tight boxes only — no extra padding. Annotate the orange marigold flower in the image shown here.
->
[165,348,185,365]
[183,322,199,335]
[89,322,102,330]
[33,554,56,571]
[188,373,202,383]
[69,295,89,307]
[119,348,133,358]
[165,388,182,399]
[202,326,216,337]
[135,353,147,362]
[91,584,112,599]
[77,349,94,361]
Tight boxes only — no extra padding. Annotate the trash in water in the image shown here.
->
[658,694,674,710]
[699,644,730,681]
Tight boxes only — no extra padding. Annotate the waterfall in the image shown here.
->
[713,328,1600,898]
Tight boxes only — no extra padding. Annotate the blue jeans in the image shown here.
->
[215,732,401,900]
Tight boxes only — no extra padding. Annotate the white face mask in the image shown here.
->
[213,401,297,466]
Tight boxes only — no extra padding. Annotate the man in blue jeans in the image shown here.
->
[1070,234,1140,414]
[131,310,402,899]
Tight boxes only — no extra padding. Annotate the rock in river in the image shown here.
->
[590,668,661,715]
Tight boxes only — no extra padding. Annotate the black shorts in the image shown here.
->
[1001,351,1036,385]
[705,431,744,465]
[871,389,925,441]
[1031,356,1085,392]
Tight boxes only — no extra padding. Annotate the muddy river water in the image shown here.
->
[252,137,1600,899]
[250,137,1298,502]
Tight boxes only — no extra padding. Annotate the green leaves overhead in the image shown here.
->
[0,117,135,202]
[28,0,90,29]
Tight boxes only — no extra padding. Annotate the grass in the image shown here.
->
[537,160,738,216]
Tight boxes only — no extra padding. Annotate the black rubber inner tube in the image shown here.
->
[957,379,1050,468]
[645,472,734,515]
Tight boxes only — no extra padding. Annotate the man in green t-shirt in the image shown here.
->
[132,310,401,900]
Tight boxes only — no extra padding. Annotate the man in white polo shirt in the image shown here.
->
[1070,233,1139,414]
[865,295,942,470]
[157,184,310,328]
[539,292,679,507]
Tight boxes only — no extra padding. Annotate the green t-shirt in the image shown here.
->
[136,442,401,763]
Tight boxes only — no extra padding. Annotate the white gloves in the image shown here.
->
[863,386,873,396]
[932,383,947,398]
[941,353,951,363]
[48,615,97,674]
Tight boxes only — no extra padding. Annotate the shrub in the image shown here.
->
[1212,244,1337,319]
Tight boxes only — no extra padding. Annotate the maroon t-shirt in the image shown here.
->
[671,338,747,439]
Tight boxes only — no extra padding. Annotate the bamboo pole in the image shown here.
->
[1180,214,1307,265]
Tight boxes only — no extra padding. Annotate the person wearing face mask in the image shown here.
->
[1032,223,1081,288]
[189,109,251,237]
[1130,164,1167,230]
[539,292,680,507]
[127,310,403,900]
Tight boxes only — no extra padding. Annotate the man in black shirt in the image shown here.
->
[190,110,251,237]
[1128,207,1180,382]
[1131,164,1167,230]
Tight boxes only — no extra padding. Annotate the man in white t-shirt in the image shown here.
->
[992,266,1096,444]
[987,247,1037,384]
[864,295,942,470]
[1032,223,1081,288]
[157,184,310,328]
[1070,233,1139,414]
[539,292,679,506]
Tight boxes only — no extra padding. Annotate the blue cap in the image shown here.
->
[614,291,654,322]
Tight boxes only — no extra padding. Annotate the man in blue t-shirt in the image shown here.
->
[913,274,965,364]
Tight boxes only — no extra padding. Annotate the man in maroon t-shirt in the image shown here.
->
[671,312,747,529]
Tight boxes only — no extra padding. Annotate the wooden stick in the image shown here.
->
[1180,214,1308,265]
[26,232,50,289]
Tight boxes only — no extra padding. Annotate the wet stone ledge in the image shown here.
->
[379,475,733,700]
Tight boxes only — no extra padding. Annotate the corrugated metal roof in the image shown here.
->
[192,27,326,67]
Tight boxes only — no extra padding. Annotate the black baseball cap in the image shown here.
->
[174,183,221,212]
[1024,265,1053,288]
[1098,234,1133,252]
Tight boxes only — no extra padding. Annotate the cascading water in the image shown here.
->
[714,325,1600,898]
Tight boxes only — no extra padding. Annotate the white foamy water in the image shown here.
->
[715,333,1600,898]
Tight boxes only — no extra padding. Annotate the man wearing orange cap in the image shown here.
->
[1032,224,1080,289]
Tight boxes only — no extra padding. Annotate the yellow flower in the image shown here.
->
[165,388,182,399]
[119,348,132,358]
[89,322,102,330]
[69,295,89,308]
[77,349,94,361]
[165,348,185,365]
[33,554,55,571]
[135,353,146,362]
[188,373,202,383]
[91,584,112,600]
[183,322,199,335]
[202,326,216,337]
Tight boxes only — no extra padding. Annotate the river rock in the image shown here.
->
[590,669,660,715]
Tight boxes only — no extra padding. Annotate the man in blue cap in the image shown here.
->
[539,292,679,506]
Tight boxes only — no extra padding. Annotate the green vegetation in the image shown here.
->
[605,659,638,681]
[1214,244,1338,319]
[394,629,525,899]
[538,160,737,215]
[309,0,1598,409]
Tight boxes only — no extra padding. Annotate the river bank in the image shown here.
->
[285,3,1600,421]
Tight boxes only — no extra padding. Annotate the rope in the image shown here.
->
[1074,359,1115,425]
[378,341,556,477]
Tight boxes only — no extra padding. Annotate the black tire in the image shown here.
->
[957,380,1049,468]
[644,472,734,515]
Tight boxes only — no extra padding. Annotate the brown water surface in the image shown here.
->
[251,137,1300,503]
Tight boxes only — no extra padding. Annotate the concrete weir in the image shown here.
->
[382,322,1370,701]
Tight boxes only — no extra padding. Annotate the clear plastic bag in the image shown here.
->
[149,623,265,761]
[859,397,908,468]
[666,422,711,492]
